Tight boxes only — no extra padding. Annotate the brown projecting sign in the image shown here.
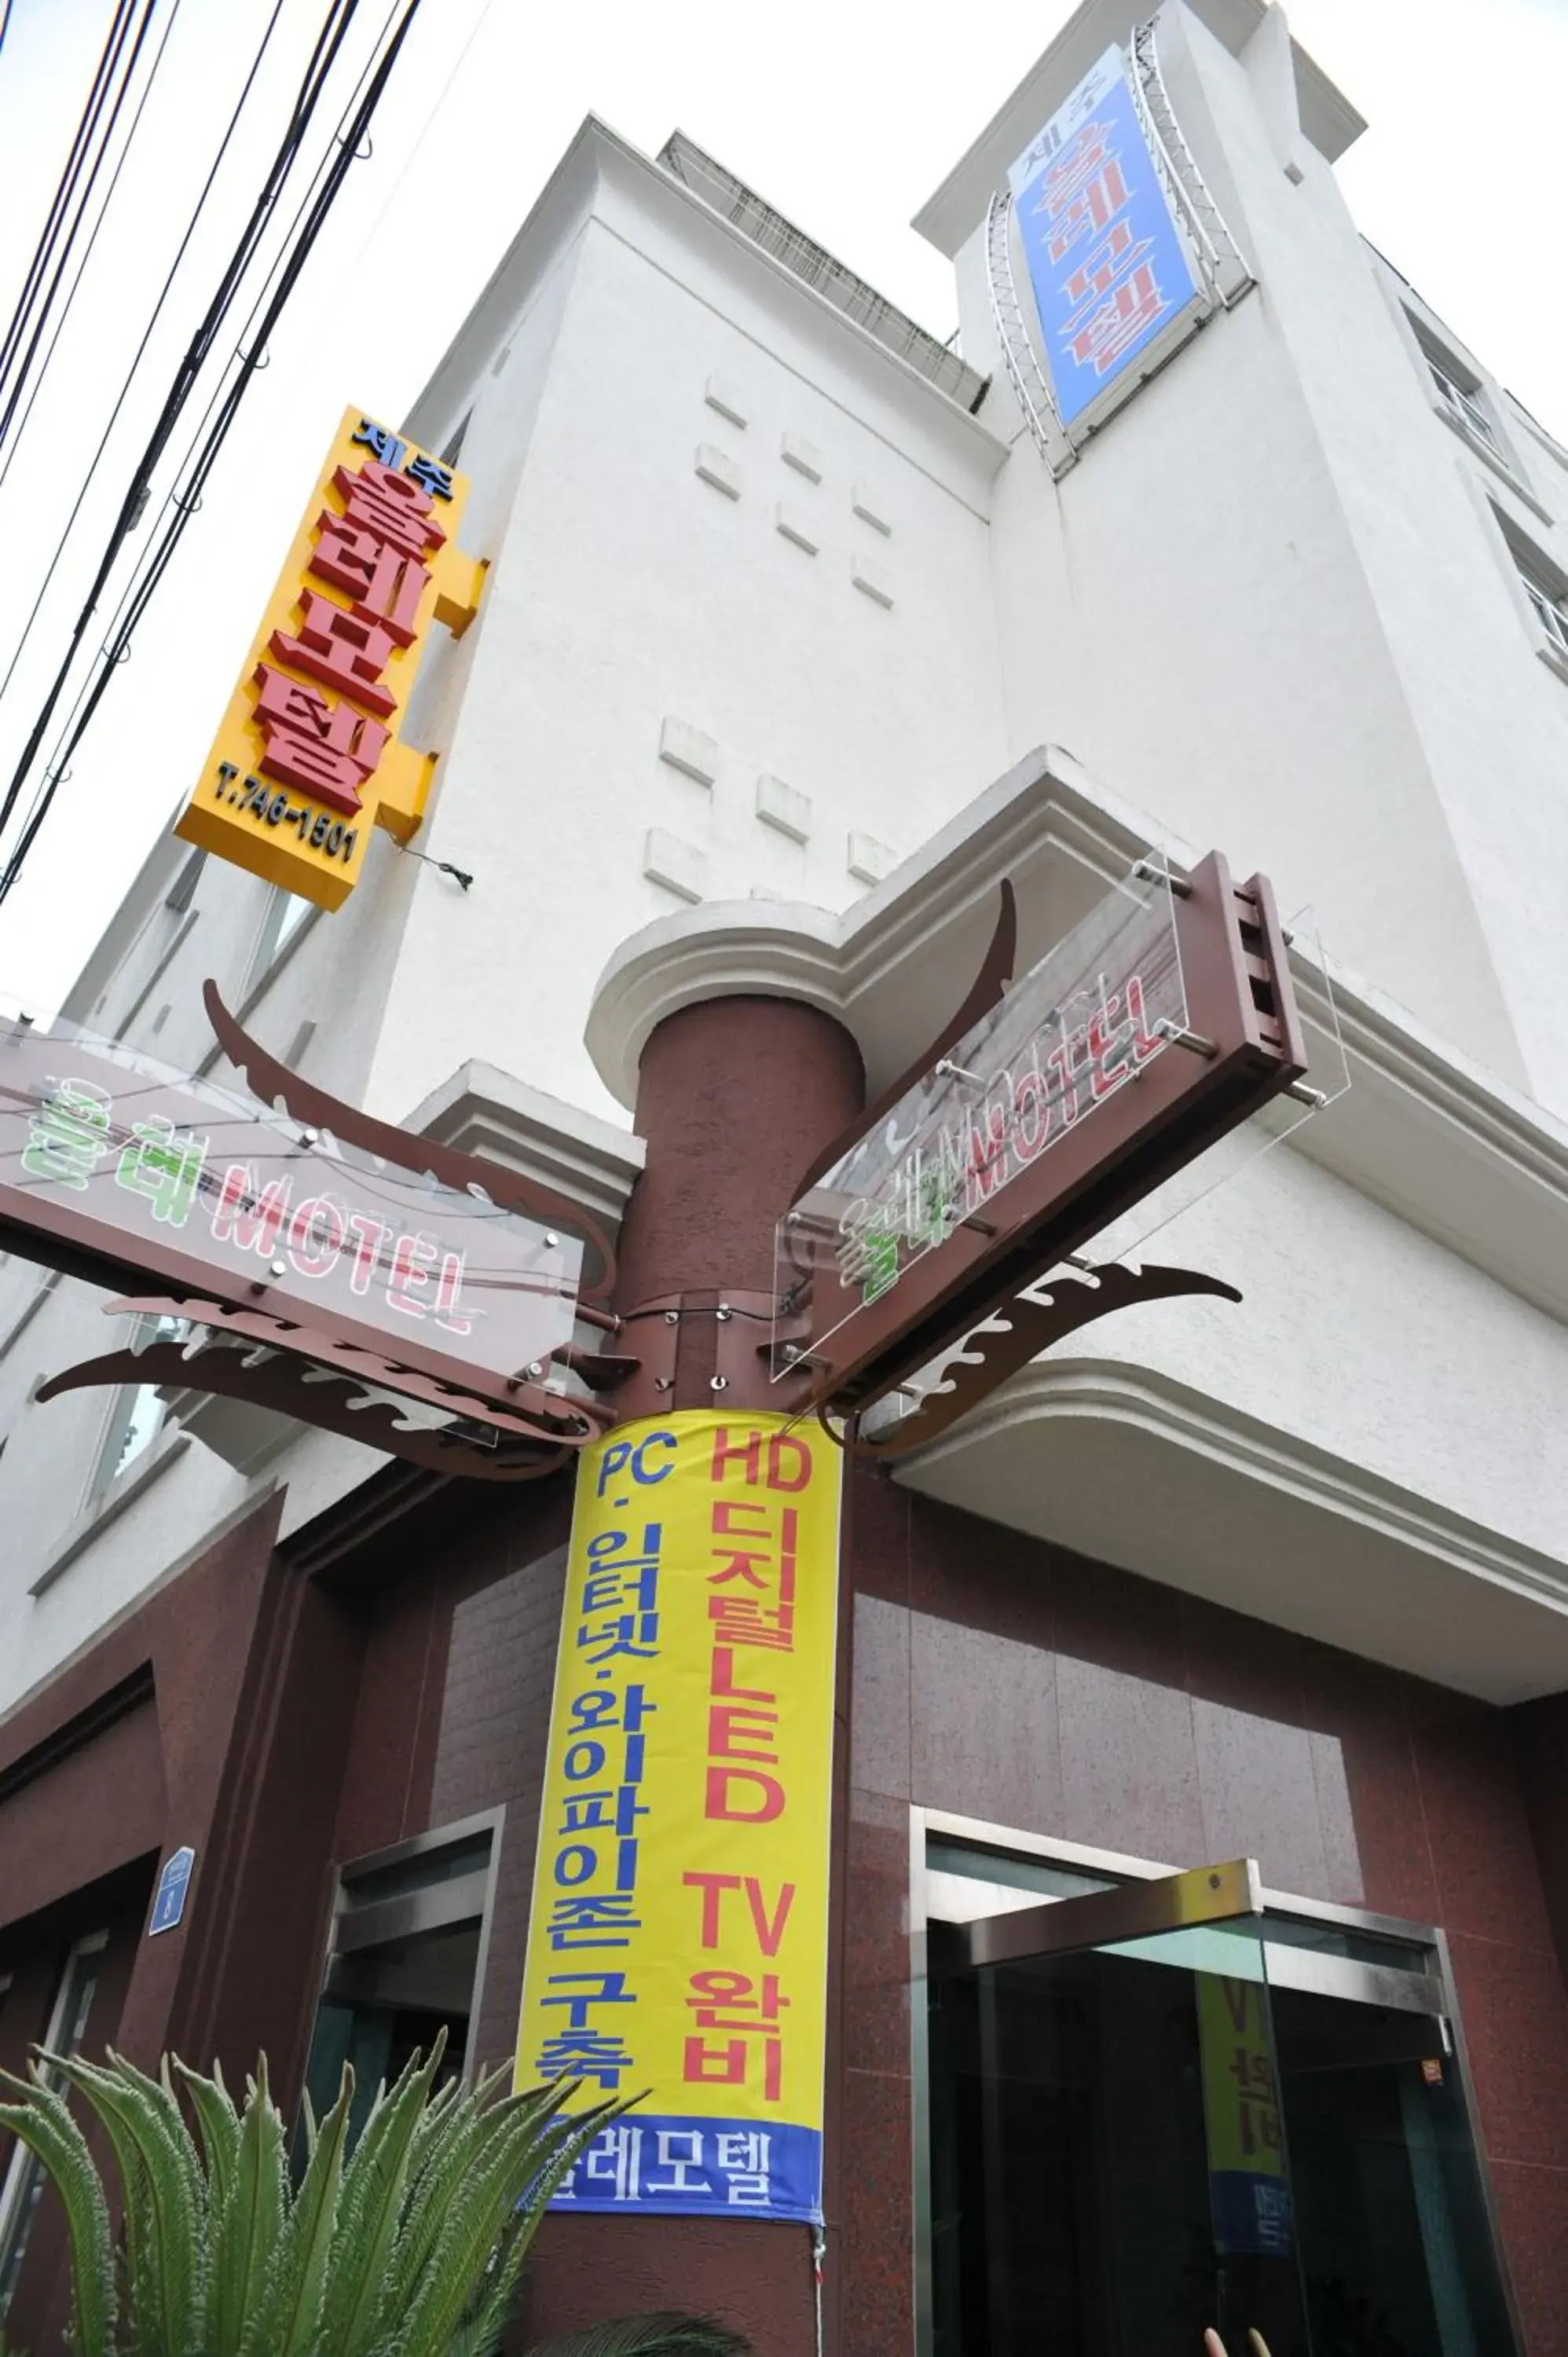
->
[772,849,1310,1446]
[2,984,617,1479]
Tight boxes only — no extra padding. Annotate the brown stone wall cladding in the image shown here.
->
[429,1541,570,2075]
[0,1467,580,2351]
[0,1488,288,2084]
[0,1865,151,2355]
[838,1461,1568,2357]
[328,1490,573,1860]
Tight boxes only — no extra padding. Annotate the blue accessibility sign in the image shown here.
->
[148,1845,196,1937]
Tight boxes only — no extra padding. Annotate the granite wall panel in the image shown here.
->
[837,1459,1568,2355]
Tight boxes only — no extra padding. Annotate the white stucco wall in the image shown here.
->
[2,6,1566,1722]
[949,2,1568,1116]
[361,140,1012,1126]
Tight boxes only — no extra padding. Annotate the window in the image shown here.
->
[1404,309,1509,462]
[0,1933,107,2319]
[88,1314,188,1501]
[1495,506,1568,671]
[1516,559,1568,658]
[1427,352,1499,450]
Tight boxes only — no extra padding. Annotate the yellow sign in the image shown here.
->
[1195,1970,1295,2257]
[515,1411,843,2223]
[174,407,482,909]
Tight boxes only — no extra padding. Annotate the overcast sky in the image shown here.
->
[0,0,1563,1016]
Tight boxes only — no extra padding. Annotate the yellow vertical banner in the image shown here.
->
[515,1411,843,2223]
[1195,1971,1295,2258]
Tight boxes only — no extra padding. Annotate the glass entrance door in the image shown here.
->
[926,1854,1517,2357]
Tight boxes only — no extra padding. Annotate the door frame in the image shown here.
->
[906,1804,1523,2357]
[306,1804,507,2094]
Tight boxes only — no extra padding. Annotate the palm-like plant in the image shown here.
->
[0,2039,749,2357]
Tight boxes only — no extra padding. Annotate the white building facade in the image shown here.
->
[2,2,1567,2350]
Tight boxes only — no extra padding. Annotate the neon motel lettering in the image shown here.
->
[832,970,1163,1293]
[207,1161,473,1332]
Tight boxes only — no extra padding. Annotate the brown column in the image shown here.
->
[614,994,865,1408]
[522,992,863,2357]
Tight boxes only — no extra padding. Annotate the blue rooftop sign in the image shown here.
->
[1009,45,1203,430]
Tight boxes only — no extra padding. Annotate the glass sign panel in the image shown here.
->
[773,855,1187,1377]
[0,1009,581,1402]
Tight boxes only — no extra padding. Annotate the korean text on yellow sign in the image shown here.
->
[174,407,482,910]
[515,1411,843,2223]
[1196,1970,1295,2259]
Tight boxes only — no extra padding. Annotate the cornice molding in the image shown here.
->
[408,116,1008,486]
[405,1058,644,1232]
[895,1354,1568,1703]
[586,745,1568,1325]
[912,0,1365,262]
[903,1356,1568,1618]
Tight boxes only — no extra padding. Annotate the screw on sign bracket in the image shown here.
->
[610,1296,683,1420]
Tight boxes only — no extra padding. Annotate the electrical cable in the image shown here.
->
[121,0,423,627]
[0,1,16,65]
[0,0,287,707]
[6,0,401,802]
[0,0,186,500]
[0,0,156,455]
[0,0,393,883]
[0,0,427,906]
[0,0,136,405]
[0,0,362,854]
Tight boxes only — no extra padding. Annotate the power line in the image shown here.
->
[0,0,188,501]
[0,1,136,404]
[0,0,159,456]
[0,0,288,709]
[6,0,401,817]
[0,0,399,874]
[0,0,363,854]
[0,0,428,907]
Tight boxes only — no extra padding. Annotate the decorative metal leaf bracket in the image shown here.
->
[819,1260,1242,1459]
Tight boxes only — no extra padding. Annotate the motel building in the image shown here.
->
[5,0,1568,2351]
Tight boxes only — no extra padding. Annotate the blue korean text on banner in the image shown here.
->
[148,1845,196,1937]
[1009,45,1201,427]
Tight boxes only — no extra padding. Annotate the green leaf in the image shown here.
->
[310,2035,449,2357]
[390,2078,562,2321]
[522,2319,755,2357]
[0,2075,115,2357]
[271,2064,354,2357]
[401,2090,619,2357]
[207,2055,288,2357]
[50,2050,203,2357]
[401,2066,467,2198]
[172,2054,242,2231]
[2,2047,705,2357]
